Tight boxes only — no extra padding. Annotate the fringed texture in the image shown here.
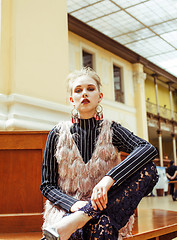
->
[96,120,112,145]
[118,214,135,240]
[55,120,121,201]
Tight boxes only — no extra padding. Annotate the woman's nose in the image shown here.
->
[82,91,88,98]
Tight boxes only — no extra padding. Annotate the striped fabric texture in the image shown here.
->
[40,118,157,212]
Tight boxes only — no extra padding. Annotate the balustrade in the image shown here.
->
[146,101,177,121]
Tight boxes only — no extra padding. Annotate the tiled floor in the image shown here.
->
[0,195,176,240]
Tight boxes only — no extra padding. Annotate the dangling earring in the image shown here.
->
[71,106,79,123]
[94,104,103,120]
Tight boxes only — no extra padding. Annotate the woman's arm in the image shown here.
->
[105,122,158,186]
[91,122,157,211]
[40,127,78,212]
[166,172,173,180]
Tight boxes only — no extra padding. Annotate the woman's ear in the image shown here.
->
[98,92,103,103]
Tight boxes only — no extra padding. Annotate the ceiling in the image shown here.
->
[67,0,177,78]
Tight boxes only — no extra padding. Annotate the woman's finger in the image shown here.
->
[102,188,108,206]
[91,190,98,210]
[95,198,103,211]
[91,198,97,210]
[91,189,103,211]
[97,192,106,209]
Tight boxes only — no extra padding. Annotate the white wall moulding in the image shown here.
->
[102,99,136,114]
[0,94,71,131]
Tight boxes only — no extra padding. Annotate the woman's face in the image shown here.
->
[70,75,103,119]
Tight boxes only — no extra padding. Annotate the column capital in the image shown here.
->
[133,63,146,86]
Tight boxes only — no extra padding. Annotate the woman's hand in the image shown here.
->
[171,171,177,180]
[70,201,88,212]
[91,176,115,211]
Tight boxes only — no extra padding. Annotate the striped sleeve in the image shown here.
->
[40,127,78,212]
[105,122,158,186]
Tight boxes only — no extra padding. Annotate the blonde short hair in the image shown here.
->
[67,67,102,95]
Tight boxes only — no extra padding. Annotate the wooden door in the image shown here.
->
[0,131,49,233]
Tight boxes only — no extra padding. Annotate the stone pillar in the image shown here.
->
[172,133,177,165]
[133,63,148,140]
[153,75,160,115]
[157,130,163,167]
[169,84,174,120]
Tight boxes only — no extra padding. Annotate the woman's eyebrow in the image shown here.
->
[75,84,96,88]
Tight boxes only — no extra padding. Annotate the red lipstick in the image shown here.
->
[81,99,90,104]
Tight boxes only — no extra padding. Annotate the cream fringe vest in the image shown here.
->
[42,120,134,239]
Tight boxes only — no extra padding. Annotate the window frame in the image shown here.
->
[82,50,94,69]
[80,43,97,70]
[112,62,124,104]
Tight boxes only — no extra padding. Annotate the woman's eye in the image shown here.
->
[75,88,82,93]
[88,87,95,91]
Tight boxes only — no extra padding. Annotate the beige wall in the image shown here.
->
[145,79,156,104]
[173,91,177,112]
[158,84,171,109]
[68,31,134,107]
[0,0,70,130]
[0,0,11,94]
[1,0,68,104]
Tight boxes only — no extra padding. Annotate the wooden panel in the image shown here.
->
[0,232,42,240]
[0,131,48,150]
[0,215,43,233]
[0,149,42,214]
[0,131,49,233]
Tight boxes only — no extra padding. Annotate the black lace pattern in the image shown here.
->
[67,161,158,240]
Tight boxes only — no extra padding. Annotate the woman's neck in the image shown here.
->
[79,112,95,119]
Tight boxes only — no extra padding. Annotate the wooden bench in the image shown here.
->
[124,209,177,240]
[0,210,177,240]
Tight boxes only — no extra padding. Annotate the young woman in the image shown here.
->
[40,67,158,240]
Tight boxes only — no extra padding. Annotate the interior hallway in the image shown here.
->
[0,195,176,240]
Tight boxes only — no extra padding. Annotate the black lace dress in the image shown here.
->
[64,162,158,240]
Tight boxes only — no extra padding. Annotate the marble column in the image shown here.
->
[133,63,148,140]
[172,133,177,165]
[157,130,163,167]
[153,75,160,115]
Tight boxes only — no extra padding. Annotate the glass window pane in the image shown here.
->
[113,65,124,103]
[83,50,93,68]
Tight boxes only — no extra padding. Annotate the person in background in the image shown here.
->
[166,160,177,201]
[40,67,159,240]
